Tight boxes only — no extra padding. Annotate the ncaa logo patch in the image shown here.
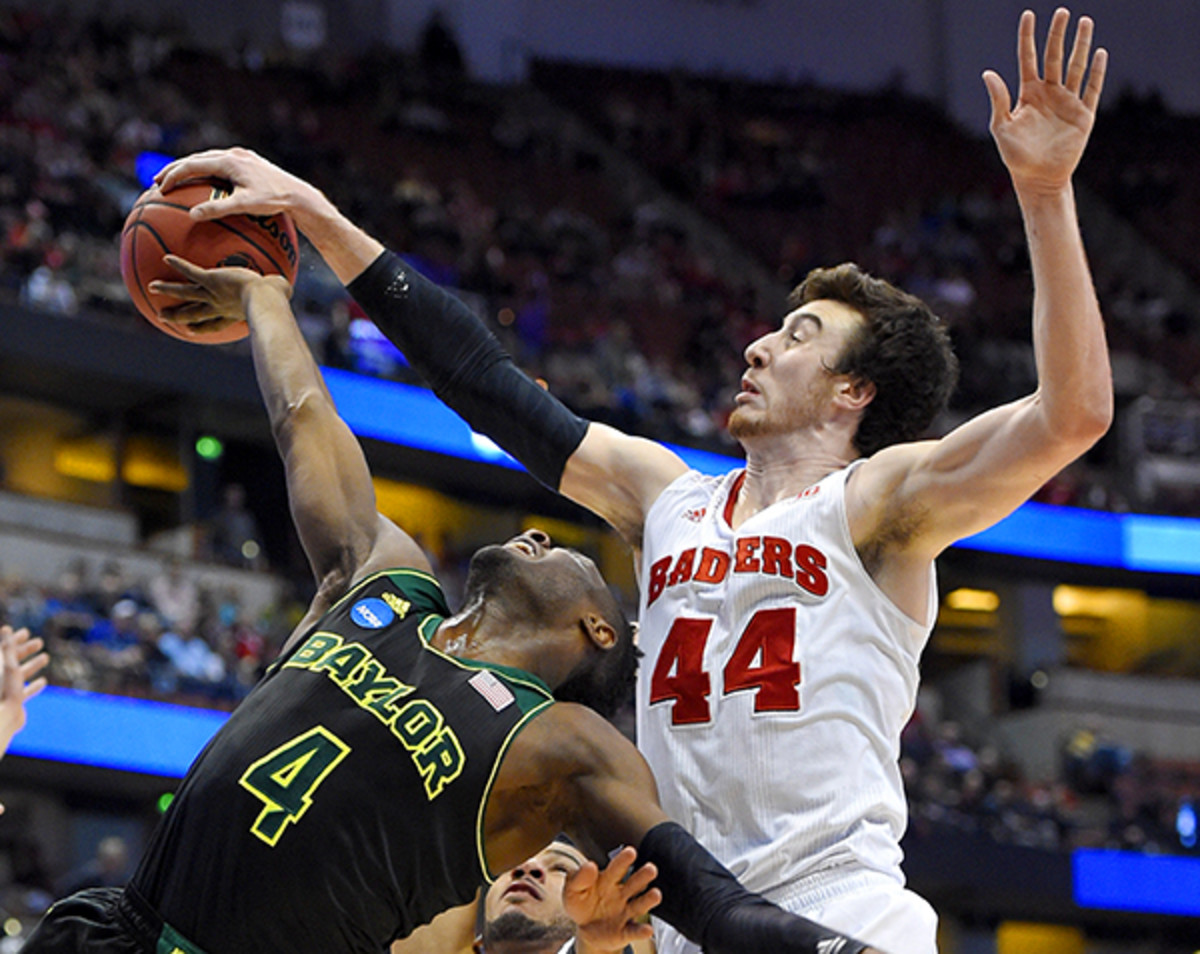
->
[350,597,395,630]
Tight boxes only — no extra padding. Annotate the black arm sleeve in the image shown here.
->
[346,250,588,489]
[638,822,871,954]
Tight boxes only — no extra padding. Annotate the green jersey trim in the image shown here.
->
[156,920,209,954]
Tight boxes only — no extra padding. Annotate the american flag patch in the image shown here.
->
[469,670,515,712]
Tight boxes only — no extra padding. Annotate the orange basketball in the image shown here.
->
[119,179,299,344]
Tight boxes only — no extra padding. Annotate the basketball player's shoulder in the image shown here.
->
[656,467,730,508]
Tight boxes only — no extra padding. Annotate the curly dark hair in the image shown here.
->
[792,263,959,457]
[553,593,641,719]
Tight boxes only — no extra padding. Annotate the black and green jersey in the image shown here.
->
[131,568,554,952]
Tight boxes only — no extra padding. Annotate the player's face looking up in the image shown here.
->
[464,530,609,621]
[481,841,585,945]
[729,299,867,441]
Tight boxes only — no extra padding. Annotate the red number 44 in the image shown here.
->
[648,608,801,725]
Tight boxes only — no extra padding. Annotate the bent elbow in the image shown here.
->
[1056,398,1113,453]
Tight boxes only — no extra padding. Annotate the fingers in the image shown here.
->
[155,150,235,192]
[5,627,41,663]
[19,647,48,684]
[189,196,252,222]
[162,254,207,279]
[0,628,44,706]
[981,70,1012,127]
[566,859,599,894]
[1064,15,1093,94]
[1082,46,1108,112]
[625,883,661,921]
[617,859,658,899]
[160,310,242,335]
[1,629,17,696]
[148,282,210,303]
[596,846,638,888]
[1012,8,1105,113]
[1017,9,1038,87]
[23,676,48,703]
[1042,7,1070,85]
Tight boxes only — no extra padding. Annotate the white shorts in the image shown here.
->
[653,871,938,954]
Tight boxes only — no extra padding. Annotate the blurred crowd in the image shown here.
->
[3,9,1200,512]
[0,6,1198,905]
[0,555,290,706]
[902,710,1200,858]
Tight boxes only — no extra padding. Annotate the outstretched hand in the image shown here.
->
[562,846,661,954]
[0,625,49,766]
[150,255,292,336]
[982,7,1107,195]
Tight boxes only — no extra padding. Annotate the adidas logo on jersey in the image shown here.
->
[816,939,850,954]
[683,506,707,522]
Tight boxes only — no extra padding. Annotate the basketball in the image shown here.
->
[119,178,299,344]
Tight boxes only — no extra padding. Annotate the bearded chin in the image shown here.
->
[728,393,823,442]
[483,910,574,946]
[727,406,765,440]
[728,405,787,440]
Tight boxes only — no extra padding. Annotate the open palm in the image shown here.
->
[983,8,1107,194]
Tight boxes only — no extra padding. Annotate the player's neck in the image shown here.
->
[733,440,854,526]
[433,603,572,685]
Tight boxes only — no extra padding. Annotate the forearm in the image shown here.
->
[347,250,588,488]
[242,282,333,432]
[638,822,870,954]
[1016,183,1111,438]
[242,278,387,584]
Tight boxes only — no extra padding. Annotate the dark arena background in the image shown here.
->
[1,1,1199,951]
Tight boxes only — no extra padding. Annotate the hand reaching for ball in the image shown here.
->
[120,178,299,344]
[150,255,293,336]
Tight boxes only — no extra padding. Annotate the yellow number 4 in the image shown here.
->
[239,726,351,846]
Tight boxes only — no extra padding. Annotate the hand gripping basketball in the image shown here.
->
[119,178,299,343]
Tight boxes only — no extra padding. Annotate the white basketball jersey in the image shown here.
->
[636,464,935,910]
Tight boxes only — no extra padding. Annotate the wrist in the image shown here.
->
[241,276,292,317]
[287,182,340,240]
[1011,176,1075,207]
[294,190,386,284]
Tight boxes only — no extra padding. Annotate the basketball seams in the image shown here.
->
[120,179,298,344]
[207,218,293,279]
[124,201,294,276]
[126,220,191,341]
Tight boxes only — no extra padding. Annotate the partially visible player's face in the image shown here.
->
[729,298,865,441]
[481,842,585,945]
[464,530,607,619]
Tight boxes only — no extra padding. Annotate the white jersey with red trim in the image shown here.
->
[636,463,935,911]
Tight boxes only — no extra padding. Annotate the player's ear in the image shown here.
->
[835,375,875,411]
[581,612,617,651]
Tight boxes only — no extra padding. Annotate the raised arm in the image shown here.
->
[851,8,1111,560]
[151,258,430,637]
[154,150,687,545]
[512,705,878,954]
